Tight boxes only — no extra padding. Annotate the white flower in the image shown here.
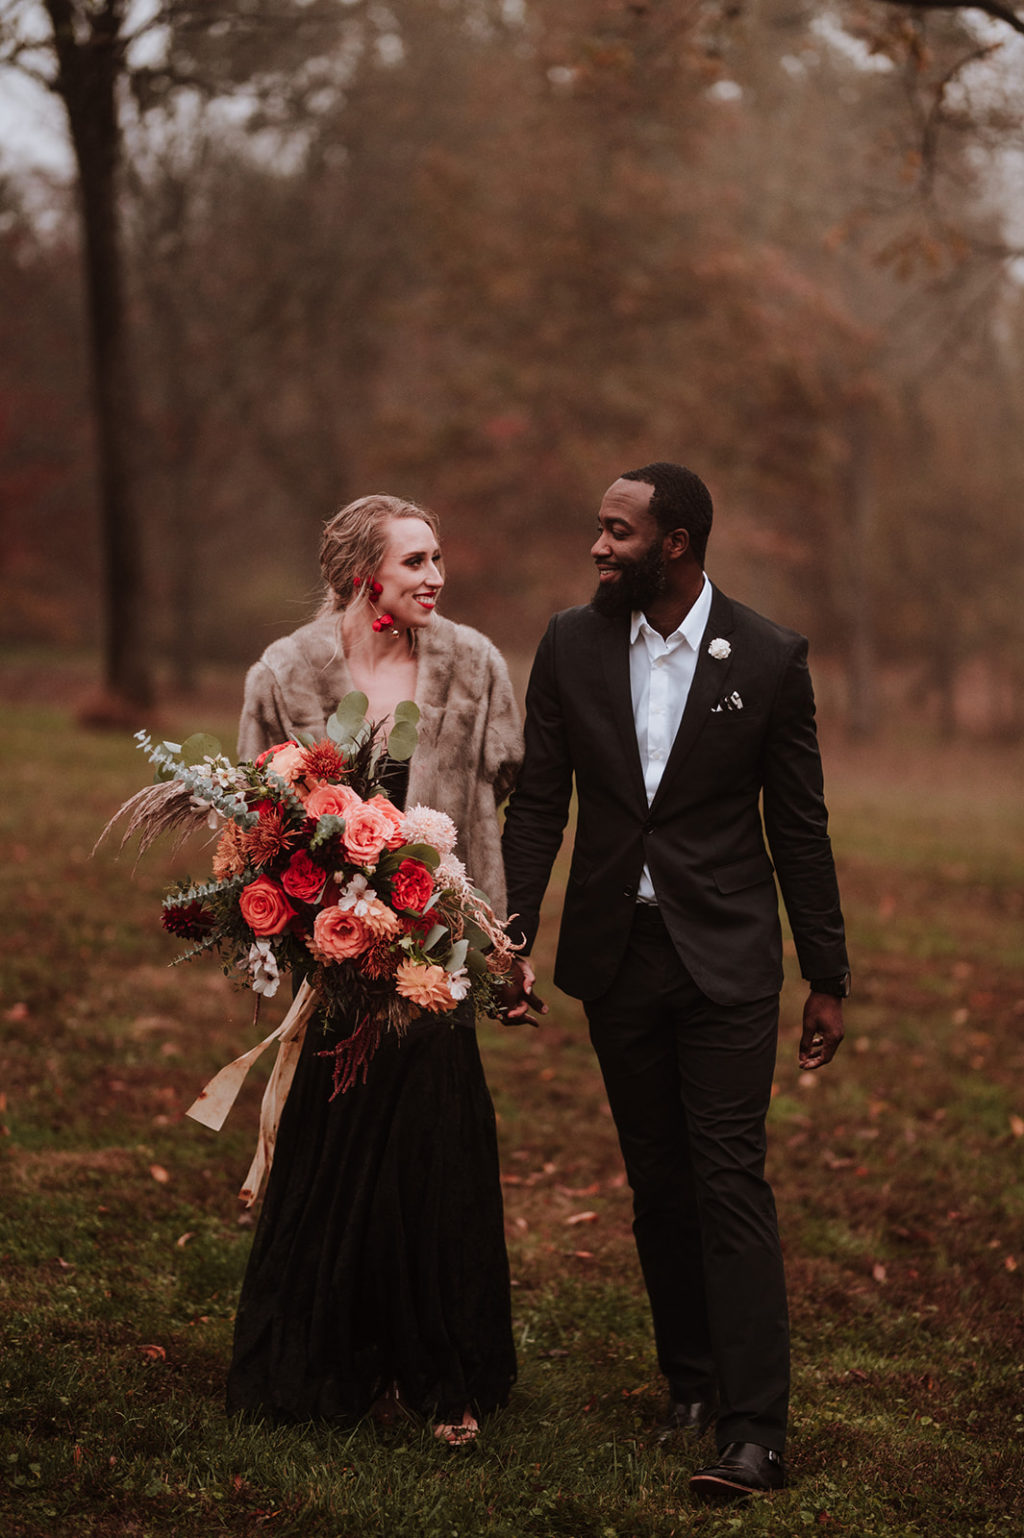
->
[337,873,373,914]
[248,940,280,998]
[400,804,458,856]
[708,637,731,660]
[447,968,472,1001]
[437,852,468,888]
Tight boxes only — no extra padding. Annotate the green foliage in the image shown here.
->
[179,733,223,765]
[326,691,372,754]
[386,719,418,762]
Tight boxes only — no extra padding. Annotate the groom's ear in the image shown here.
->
[664,527,691,561]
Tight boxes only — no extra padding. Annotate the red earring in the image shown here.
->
[359,576,398,637]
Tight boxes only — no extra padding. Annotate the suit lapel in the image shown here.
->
[598,613,648,805]
[650,586,735,813]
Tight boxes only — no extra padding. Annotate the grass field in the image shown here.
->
[1,689,1023,1537]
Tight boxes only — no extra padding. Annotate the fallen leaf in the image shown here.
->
[872,1263,887,1283]
[175,1232,195,1248]
[1006,1256,1018,1273]
[56,1257,74,1271]
[1010,1115,1024,1139]
[566,1211,598,1225]
[149,1164,170,1184]
[4,1003,28,1022]
[139,1344,166,1361]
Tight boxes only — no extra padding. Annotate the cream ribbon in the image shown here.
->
[185,978,321,1207]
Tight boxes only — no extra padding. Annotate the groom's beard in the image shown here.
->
[590,542,668,619]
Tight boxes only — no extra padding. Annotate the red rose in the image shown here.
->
[238,875,296,936]
[280,849,327,904]
[390,858,434,913]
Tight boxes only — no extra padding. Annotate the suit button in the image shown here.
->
[643,822,655,835]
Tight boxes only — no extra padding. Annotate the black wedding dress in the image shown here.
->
[225,763,516,1424]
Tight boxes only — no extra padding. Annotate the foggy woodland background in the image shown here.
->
[2,0,1024,739]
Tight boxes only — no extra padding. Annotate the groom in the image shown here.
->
[501,462,849,1504]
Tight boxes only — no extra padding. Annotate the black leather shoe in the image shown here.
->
[652,1397,717,1443]
[689,1441,786,1503]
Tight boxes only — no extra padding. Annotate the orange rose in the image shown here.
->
[395,959,455,1012]
[365,793,406,850]
[264,742,313,797]
[305,783,362,821]
[312,905,370,961]
[239,875,296,936]
[341,801,398,867]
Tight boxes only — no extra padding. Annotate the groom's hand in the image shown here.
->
[798,992,844,1070]
[494,958,547,1028]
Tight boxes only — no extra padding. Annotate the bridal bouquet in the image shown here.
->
[106,694,516,1201]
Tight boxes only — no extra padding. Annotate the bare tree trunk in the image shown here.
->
[929,638,958,739]
[844,403,878,739]
[46,0,151,708]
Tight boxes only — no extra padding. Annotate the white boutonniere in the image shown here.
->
[708,637,731,660]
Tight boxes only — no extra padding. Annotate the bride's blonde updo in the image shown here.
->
[319,494,441,615]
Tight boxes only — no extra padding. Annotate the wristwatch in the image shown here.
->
[809,971,851,999]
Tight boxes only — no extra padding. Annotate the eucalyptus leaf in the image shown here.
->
[393,700,421,726]
[392,842,440,871]
[465,946,489,979]
[423,923,448,952]
[333,691,370,736]
[445,938,469,973]
[461,919,490,952]
[309,813,345,850]
[294,730,317,748]
[180,732,222,765]
[387,719,418,761]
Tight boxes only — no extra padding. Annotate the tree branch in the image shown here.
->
[880,0,1024,37]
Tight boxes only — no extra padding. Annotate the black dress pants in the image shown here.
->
[585,905,789,1452]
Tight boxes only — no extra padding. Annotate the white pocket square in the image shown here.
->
[712,691,744,714]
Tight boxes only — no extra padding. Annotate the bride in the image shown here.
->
[226,494,522,1444]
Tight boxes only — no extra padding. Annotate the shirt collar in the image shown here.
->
[630,574,712,649]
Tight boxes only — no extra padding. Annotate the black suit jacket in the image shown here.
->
[502,587,848,1005]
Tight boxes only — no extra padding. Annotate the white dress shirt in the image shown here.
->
[629,574,713,902]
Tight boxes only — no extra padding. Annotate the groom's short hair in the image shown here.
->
[622,461,713,566]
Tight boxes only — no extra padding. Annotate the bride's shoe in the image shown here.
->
[433,1410,479,1447]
